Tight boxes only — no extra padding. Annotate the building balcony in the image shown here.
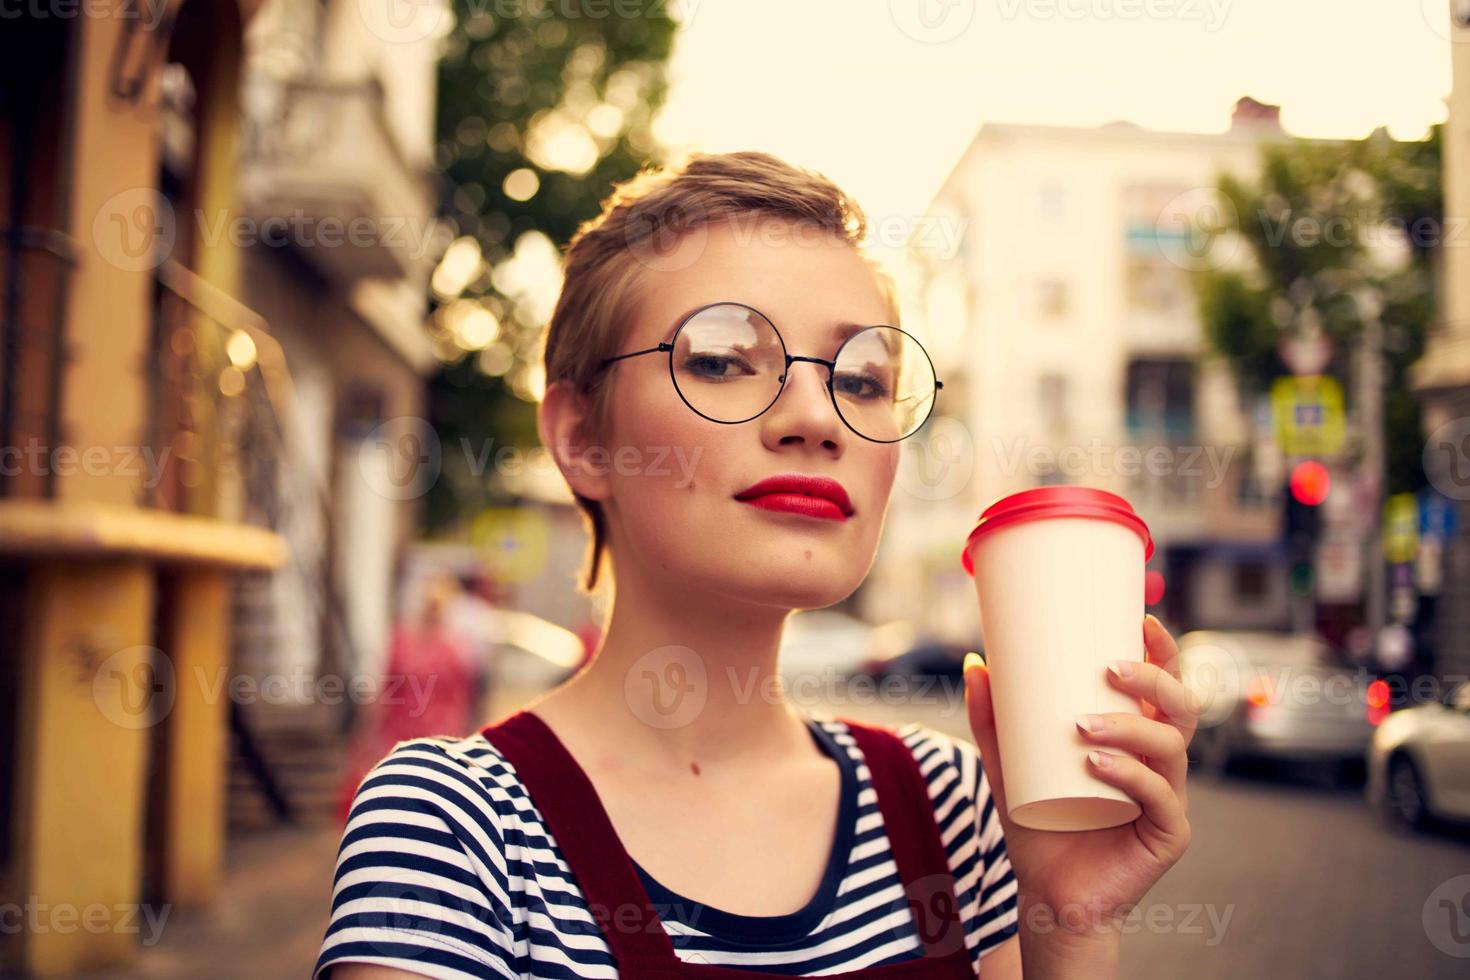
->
[240,76,440,286]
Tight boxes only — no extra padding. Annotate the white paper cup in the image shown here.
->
[962,487,1154,832]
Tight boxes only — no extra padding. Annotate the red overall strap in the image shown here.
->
[839,718,969,961]
[481,710,971,976]
[480,710,683,973]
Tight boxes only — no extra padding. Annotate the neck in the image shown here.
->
[538,559,815,766]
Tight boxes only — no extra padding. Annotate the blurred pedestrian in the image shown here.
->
[335,573,476,823]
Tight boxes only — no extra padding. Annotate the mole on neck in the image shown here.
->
[690,761,701,776]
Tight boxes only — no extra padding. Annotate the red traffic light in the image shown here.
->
[1289,460,1330,506]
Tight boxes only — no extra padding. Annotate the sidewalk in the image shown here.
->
[78,822,341,980]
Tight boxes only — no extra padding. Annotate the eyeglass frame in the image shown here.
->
[589,300,944,444]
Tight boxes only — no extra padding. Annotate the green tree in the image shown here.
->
[1197,125,1442,496]
[425,1,678,532]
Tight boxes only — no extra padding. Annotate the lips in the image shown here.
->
[733,473,854,521]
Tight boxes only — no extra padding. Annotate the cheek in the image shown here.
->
[606,382,727,504]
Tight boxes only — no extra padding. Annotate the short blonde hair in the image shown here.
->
[541,150,897,594]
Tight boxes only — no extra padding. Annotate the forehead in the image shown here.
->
[629,216,893,346]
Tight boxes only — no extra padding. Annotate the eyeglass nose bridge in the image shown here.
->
[776,354,837,389]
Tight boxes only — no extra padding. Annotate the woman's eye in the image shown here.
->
[683,353,755,380]
[834,371,891,401]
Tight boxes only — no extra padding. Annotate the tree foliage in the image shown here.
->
[1196,126,1442,495]
[423,1,678,532]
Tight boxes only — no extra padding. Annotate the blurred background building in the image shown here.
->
[873,98,1295,642]
[1411,5,1470,679]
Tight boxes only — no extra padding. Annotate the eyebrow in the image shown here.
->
[660,306,881,345]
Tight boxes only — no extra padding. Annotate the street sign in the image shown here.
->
[1271,375,1345,455]
[1418,488,1459,540]
[1383,493,1419,564]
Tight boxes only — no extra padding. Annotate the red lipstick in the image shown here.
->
[733,473,854,522]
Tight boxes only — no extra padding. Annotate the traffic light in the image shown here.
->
[1284,460,1328,596]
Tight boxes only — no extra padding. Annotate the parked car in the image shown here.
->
[858,637,970,687]
[778,610,877,691]
[1366,678,1470,830]
[1178,630,1377,780]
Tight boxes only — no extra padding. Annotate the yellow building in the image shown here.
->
[0,1,440,974]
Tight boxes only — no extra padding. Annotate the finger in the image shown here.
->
[1085,748,1191,849]
[1143,614,1181,680]
[1076,711,1188,794]
[964,654,1017,839]
[1107,658,1201,737]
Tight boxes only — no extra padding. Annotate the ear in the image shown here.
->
[538,378,612,503]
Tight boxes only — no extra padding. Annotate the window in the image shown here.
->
[1125,358,1195,438]
[1038,278,1068,319]
[1038,373,1069,434]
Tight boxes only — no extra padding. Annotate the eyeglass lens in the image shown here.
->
[670,303,937,441]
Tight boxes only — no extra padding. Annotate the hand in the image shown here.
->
[963,614,1197,944]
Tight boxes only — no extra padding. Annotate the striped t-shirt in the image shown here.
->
[315,715,1020,978]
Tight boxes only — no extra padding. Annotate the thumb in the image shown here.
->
[964,652,1013,833]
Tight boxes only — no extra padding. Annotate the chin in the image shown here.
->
[712,555,866,612]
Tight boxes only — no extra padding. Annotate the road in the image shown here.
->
[836,688,1470,980]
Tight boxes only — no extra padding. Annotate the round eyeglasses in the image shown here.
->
[592,301,944,443]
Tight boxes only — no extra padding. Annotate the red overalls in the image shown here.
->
[480,710,979,979]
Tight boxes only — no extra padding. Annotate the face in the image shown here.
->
[568,216,903,611]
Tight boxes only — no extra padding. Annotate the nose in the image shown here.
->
[761,358,844,450]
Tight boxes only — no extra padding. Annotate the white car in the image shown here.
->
[1366,678,1470,829]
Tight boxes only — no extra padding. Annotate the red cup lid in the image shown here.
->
[961,486,1154,576]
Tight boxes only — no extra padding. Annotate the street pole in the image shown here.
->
[1355,287,1386,655]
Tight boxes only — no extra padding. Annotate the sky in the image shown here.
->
[651,0,1457,238]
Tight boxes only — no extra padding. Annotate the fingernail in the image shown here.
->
[1108,660,1134,678]
[1185,688,1204,715]
[1088,750,1113,768]
[1075,713,1105,733]
[963,651,985,675]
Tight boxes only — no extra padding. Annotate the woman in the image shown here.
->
[316,151,1196,979]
